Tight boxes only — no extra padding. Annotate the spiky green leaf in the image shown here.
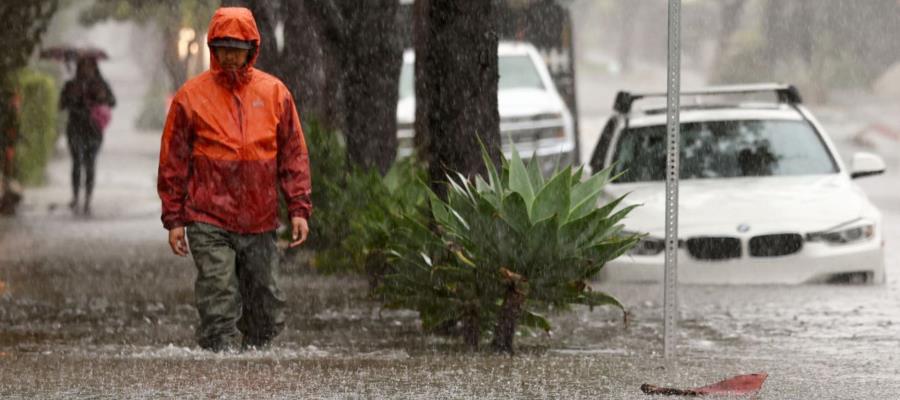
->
[508,147,535,209]
[530,166,572,223]
[568,165,613,222]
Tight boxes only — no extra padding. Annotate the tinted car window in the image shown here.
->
[612,119,837,182]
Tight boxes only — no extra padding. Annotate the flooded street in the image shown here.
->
[2,9,900,400]
[2,74,899,400]
[2,163,899,399]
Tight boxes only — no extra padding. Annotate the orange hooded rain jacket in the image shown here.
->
[158,7,311,234]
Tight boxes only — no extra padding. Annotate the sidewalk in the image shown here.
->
[0,20,163,260]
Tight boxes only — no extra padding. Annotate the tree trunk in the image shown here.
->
[245,0,281,77]
[412,0,431,164]
[420,0,501,197]
[491,286,525,354]
[281,0,333,128]
[491,268,527,354]
[461,306,480,351]
[298,0,348,133]
[339,0,402,175]
[269,0,404,174]
[161,19,188,91]
[714,0,746,63]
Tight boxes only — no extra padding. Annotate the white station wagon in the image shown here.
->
[589,84,887,284]
[397,42,577,171]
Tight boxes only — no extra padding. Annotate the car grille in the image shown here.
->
[685,237,742,260]
[749,233,803,257]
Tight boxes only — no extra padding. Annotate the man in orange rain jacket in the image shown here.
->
[157,7,312,352]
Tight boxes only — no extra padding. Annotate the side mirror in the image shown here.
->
[850,152,886,179]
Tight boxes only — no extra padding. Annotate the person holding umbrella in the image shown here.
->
[59,55,115,215]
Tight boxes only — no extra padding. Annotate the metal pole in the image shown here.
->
[663,0,681,360]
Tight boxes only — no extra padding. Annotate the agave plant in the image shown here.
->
[382,147,639,353]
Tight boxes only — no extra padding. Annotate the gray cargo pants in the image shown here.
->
[186,222,286,351]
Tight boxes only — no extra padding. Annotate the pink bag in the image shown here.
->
[90,104,112,133]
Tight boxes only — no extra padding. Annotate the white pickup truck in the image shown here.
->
[396,41,577,172]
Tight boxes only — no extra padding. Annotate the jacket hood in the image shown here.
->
[207,7,260,88]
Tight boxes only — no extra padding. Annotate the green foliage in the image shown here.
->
[315,158,429,282]
[380,146,640,350]
[288,119,429,286]
[298,118,349,251]
[0,1,60,74]
[80,0,218,30]
[1,2,59,150]
[14,69,58,185]
[710,1,900,94]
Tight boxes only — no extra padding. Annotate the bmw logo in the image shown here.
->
[737,224,751,233]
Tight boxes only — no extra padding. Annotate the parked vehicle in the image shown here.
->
[588,84,887,284]
[397,42,577,173]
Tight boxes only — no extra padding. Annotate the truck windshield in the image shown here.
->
[612,119,838,182]
[399,54,545,99]
[498,55,544,90]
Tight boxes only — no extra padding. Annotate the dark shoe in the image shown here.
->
[68,198,79,213]
[82,203,92,216]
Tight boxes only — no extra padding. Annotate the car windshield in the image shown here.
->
[498,55,544,90]
[612,119,838,182]
[398,54,544,99]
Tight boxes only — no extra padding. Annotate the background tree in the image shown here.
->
[0,1,60,80]
[615,1,640,73]
[713,0,747,65]
[710,0,900,99]
[310,0,404,175]
[231,0,404,175]
[0,0,60,197]
[416,0,502,197]
[80,0,220,91]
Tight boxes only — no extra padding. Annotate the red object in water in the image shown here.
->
[641,372,768,396]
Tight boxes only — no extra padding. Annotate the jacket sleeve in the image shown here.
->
[157,96,193,230]
[276,91,313,220]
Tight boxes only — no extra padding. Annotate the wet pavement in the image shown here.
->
[2,19,900,400]
[2,100,899,399]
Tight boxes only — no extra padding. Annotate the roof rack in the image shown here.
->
[613,83,803,114]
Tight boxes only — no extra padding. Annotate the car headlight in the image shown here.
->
[624,232,666,256]
[806,221,875,245]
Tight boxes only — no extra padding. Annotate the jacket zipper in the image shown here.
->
[233,92,244,146]
[233,91,245,215]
